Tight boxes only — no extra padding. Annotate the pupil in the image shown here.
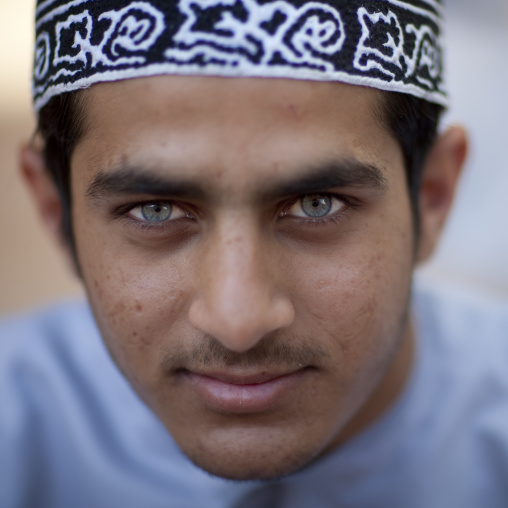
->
[301,195,332,218]
[141,202,172,222]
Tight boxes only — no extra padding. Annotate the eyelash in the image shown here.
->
[112,201,195,231]
[113,192,357,232]
[291,213,346,228]
[280,193,358,227]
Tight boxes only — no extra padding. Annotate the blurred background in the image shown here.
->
[0,1,83,316]
[0,0,507,316]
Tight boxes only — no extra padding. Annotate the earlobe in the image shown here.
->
[416,126,468,263]
[20,144,64,242]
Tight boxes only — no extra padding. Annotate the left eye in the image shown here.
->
[128,201,187,222]
[284,194,346,219]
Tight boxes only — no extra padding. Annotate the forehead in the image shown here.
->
[74,75,402,192]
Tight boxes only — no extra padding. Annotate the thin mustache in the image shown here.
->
[161,333,329,371]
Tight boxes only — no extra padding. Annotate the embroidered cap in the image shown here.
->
[33,0,447,112]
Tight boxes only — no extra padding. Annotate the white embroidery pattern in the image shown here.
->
[99,3,165,65]
[33,0,447,111]
[54,11,93,72]
[52,2,165,79]
[34,32,52,80]
[167,0,345,72]
[354,7,441,88]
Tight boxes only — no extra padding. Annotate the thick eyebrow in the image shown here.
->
[262,159,388,201]
[86,159,387,204]
[86,167,206,202]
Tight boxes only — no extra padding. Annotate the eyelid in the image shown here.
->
[111,199,199,241]
[114,199,193,223]
[131,201,184,222]
[281,193,350,219]
[113,193,353,227]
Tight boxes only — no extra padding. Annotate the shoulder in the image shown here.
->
[412,279,508,483]
[0,300,136,462]
[413,278,508,359]
[0,300,100,377]
[0,300,116,430]
[0,299,99,355]
[0,301,110,394]
[412,278,508,399]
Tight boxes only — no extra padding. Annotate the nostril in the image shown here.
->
[188,295,295,353]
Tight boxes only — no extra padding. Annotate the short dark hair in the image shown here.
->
[379,92,443,223]
[36,88,443,255]
[37,92,87,259]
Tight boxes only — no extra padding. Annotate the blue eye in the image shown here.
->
[284,194,346,219]
[140,202,172,222]
[128,201,188,223]
[300,195,333,218]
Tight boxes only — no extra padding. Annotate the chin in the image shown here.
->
[180,436,322,481]
[189,457,312,482]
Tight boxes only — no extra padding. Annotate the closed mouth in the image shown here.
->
[179,366,312,414]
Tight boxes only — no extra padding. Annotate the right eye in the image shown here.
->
[283,194,347,219]
[128,201,187,223]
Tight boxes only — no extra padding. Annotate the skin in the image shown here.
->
[21,75,467,480]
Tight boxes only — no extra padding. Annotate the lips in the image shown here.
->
[180,368,309,414]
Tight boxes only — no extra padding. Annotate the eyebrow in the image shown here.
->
[262,160,388,201]
[86,159,387,203]
[86,167,206,202]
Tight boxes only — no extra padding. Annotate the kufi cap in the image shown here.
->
[33,0,447,111]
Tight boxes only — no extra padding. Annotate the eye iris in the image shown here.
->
[301,195,332,218]
[141,203,172,222]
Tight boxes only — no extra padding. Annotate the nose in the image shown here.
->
[188,218,295,352]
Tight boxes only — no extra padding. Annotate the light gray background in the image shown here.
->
[418,0,508,297]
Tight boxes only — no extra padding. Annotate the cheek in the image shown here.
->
[290,219,414,355]
[74,223,190,382]
[284,222,414,423]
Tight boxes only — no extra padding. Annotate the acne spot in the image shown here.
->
[135,302,143,312]
[286,103,300,120]
[139,335,151,347]
[317,279,329,290]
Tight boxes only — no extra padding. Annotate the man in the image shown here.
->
[1,0,507,506]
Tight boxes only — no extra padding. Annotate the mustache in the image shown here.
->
[162,333,329,371]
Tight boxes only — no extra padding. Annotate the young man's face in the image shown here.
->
[71,76,416,480]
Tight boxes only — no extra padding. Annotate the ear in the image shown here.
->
[20,144,64,243]
[416,126,468,263]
